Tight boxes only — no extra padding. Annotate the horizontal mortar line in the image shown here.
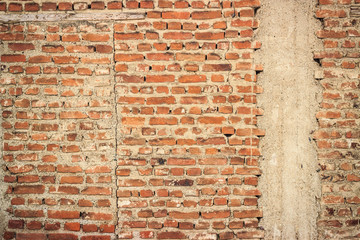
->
[0,12,145,23]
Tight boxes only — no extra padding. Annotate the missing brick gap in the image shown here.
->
[313,57,321,66]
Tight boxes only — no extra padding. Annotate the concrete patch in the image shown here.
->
[256,0,322,239]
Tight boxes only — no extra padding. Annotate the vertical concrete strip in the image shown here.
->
[256,0,322,239]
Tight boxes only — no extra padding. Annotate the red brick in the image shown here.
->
[108,1,123,9]
[48,233,78,240]
[1,55,26,62]
[14,210,44,218]
[317,30,347,38]
[114,33,143,40]
[58,2,73,10]
[42,45,65,53]
[0,33,24,41]
[60,111,87,119]
[8,3,22,12]
[157,232,186,239]
[48,210,80,219]
[82,33,110,42]
[140,1,154,8]
[234,210,263,218]
[169,211,199,219]
[62,34,80,42]
[96,45,112,53]
[42,2,57,11]
[81,187,111,195]
[146,53,174,61]
[53,56,79,64]
[203,64,231,71]
[16,233,46,240]
[29,55,52,63]
[91,1,105,9]
[146,75,175,83]
[233,0,260,7]
[163,32,193,40]
[25,3,40,11]
[115,54,144,62]
[13,185,45,194]
[83,212,112,221]
[179,75,206,83]
[0,3,6,11]
[192,10,222,19]
[8,220,24,229]
[8,43,35,51]
[162,11,190,19]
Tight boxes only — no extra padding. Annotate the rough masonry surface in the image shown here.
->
[315,0,360,238]
[0,0,264,239]
[0,0,359,240]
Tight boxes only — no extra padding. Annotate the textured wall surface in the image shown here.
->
[0,0,264,239]
[256,0,321,239]
[1,15,119,240]
[0,0,359,240]
[315,0,360,239]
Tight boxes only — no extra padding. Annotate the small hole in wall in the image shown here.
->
[314,58,321,66]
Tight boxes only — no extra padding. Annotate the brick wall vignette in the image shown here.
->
[315,0,360,239]
[0,1,265,240]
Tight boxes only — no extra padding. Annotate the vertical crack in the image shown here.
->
[221,2,235,238]
[0,39,6,240]
[112,21,120,238]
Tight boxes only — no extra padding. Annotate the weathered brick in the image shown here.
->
[48,210,80,219]
[0,1,267,239]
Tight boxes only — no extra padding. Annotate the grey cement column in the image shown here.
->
[256,1,322,239]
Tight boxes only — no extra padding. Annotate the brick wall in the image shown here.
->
[1,16,118,240]
[2,0,359,239]
[315,0,360,238]
[0,0,264,239]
